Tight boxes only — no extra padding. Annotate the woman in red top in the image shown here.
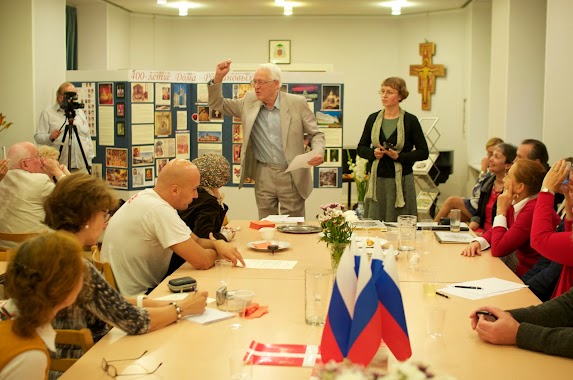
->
[531,159,573,298]
[462,159,546,277]
[469,143,517,236]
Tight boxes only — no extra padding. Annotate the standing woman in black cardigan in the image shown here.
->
[357,77,428,222]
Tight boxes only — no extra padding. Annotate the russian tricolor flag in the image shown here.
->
[320,239,411,366]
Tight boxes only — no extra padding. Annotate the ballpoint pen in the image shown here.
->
[435,291,449,299]
[454,285,482,289]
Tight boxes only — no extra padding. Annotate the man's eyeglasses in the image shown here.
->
[101,350,162,378]
[251,79,275,87]
[23,154,42,161]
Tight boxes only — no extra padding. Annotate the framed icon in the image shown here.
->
[269,40,291,64]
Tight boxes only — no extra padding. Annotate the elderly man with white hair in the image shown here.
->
[208,60,325,218]
[0,142,66,247]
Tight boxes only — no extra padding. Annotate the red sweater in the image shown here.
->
[530,192,573,298]
[482,198,542,277]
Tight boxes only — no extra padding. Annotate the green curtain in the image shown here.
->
[66,5,78,70]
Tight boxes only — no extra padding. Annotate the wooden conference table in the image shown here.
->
[60,221,573,379]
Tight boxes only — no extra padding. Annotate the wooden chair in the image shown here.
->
[91,246,119,291]
[0,250,13,261]
[51,328,94,373]
[0,231,45,251]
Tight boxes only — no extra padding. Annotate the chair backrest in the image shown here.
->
[0,250,13,261]
[91,246,118,290]
[51,328,94,373]
[0,231,45,251]
[0,231,43,243]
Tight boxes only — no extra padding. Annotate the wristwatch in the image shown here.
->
[540,187,555,195]
[207,79,216,86]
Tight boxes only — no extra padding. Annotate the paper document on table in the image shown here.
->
[263,215,290,222]
[439,277,528,300]
[243,259,297,270]
[434,231,474,244]
[155,294,215,304]
[285,150,319,173]
[183,307,236,324]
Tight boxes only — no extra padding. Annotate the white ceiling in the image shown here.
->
[67,0,472,17]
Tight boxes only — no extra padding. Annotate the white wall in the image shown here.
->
[108,5,130,69]
[0,0,65,150]
[77,2,108,70]
[543,0,573,162]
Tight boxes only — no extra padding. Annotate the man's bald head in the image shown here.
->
[7,142,43,173]
[155,159,200,210]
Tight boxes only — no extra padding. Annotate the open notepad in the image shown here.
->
[434,231,474,244]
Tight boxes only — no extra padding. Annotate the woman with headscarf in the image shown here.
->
[166,154,233,276]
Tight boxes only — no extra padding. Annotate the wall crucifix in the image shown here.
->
[409,42,446,111]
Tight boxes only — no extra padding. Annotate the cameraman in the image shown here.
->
[35,82,94,172]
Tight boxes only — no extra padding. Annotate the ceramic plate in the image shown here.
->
[276,225,322,234]
[247,240,291,251]
[354,237,389,248]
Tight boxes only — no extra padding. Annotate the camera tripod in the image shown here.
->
[58,109,91,174]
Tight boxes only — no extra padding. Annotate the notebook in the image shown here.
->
[434,231,474,244]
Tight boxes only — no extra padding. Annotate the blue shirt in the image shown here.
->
[250,93,287,165]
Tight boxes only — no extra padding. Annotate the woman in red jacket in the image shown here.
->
[461,159,546,277]
[530,159,573,298]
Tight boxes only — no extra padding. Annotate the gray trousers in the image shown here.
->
[254,162,305,219]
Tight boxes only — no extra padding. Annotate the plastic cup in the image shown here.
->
[422,268,438,297]
[449,209,461,232]
[398,215,417,251]
[305,268,334,326]
[426,306,446,338]
[260,227,275,242]
[215,259,232,287]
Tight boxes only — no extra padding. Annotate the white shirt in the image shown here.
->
[0,169,54,248]
[35,104,94,170]
[101,189,192,296]
[0,299,56,380]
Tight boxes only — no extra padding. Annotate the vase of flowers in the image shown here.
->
[317,203,357,271]
[347,151,369,218]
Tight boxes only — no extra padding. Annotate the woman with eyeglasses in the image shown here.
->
[357,77,429,222]
[42,173,208,379]
[0,232,85,380]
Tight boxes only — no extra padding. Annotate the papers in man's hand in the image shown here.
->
[285,150,320,172]
[242,259,297,270]
[183,307,236,325]
[439,277,528,300]
[434,231,474,244]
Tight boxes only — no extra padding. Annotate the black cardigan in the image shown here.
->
[357,110,429,178]
[178,188,229,241]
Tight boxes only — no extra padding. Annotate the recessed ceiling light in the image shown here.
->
[275,0,285,5]
[157,0,167,5]
[284,2,293,15]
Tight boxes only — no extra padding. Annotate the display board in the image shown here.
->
[70,70,344,191]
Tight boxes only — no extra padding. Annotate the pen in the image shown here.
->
[454,285,482,289]
[435,291,449,299]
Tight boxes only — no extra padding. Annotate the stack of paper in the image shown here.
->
[262,215,305,224]
[438,277,528,300]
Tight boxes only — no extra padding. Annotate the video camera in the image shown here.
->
[61,91,84,120]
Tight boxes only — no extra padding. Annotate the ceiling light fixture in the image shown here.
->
[284,2,293,15]
[179,6,188,16]
[275,0,285,5]
[157,0,167,5]
[391,5,401,15]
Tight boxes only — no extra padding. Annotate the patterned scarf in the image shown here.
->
[365,108,406,207]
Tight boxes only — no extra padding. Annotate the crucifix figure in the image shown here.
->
[409,42,445,110]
